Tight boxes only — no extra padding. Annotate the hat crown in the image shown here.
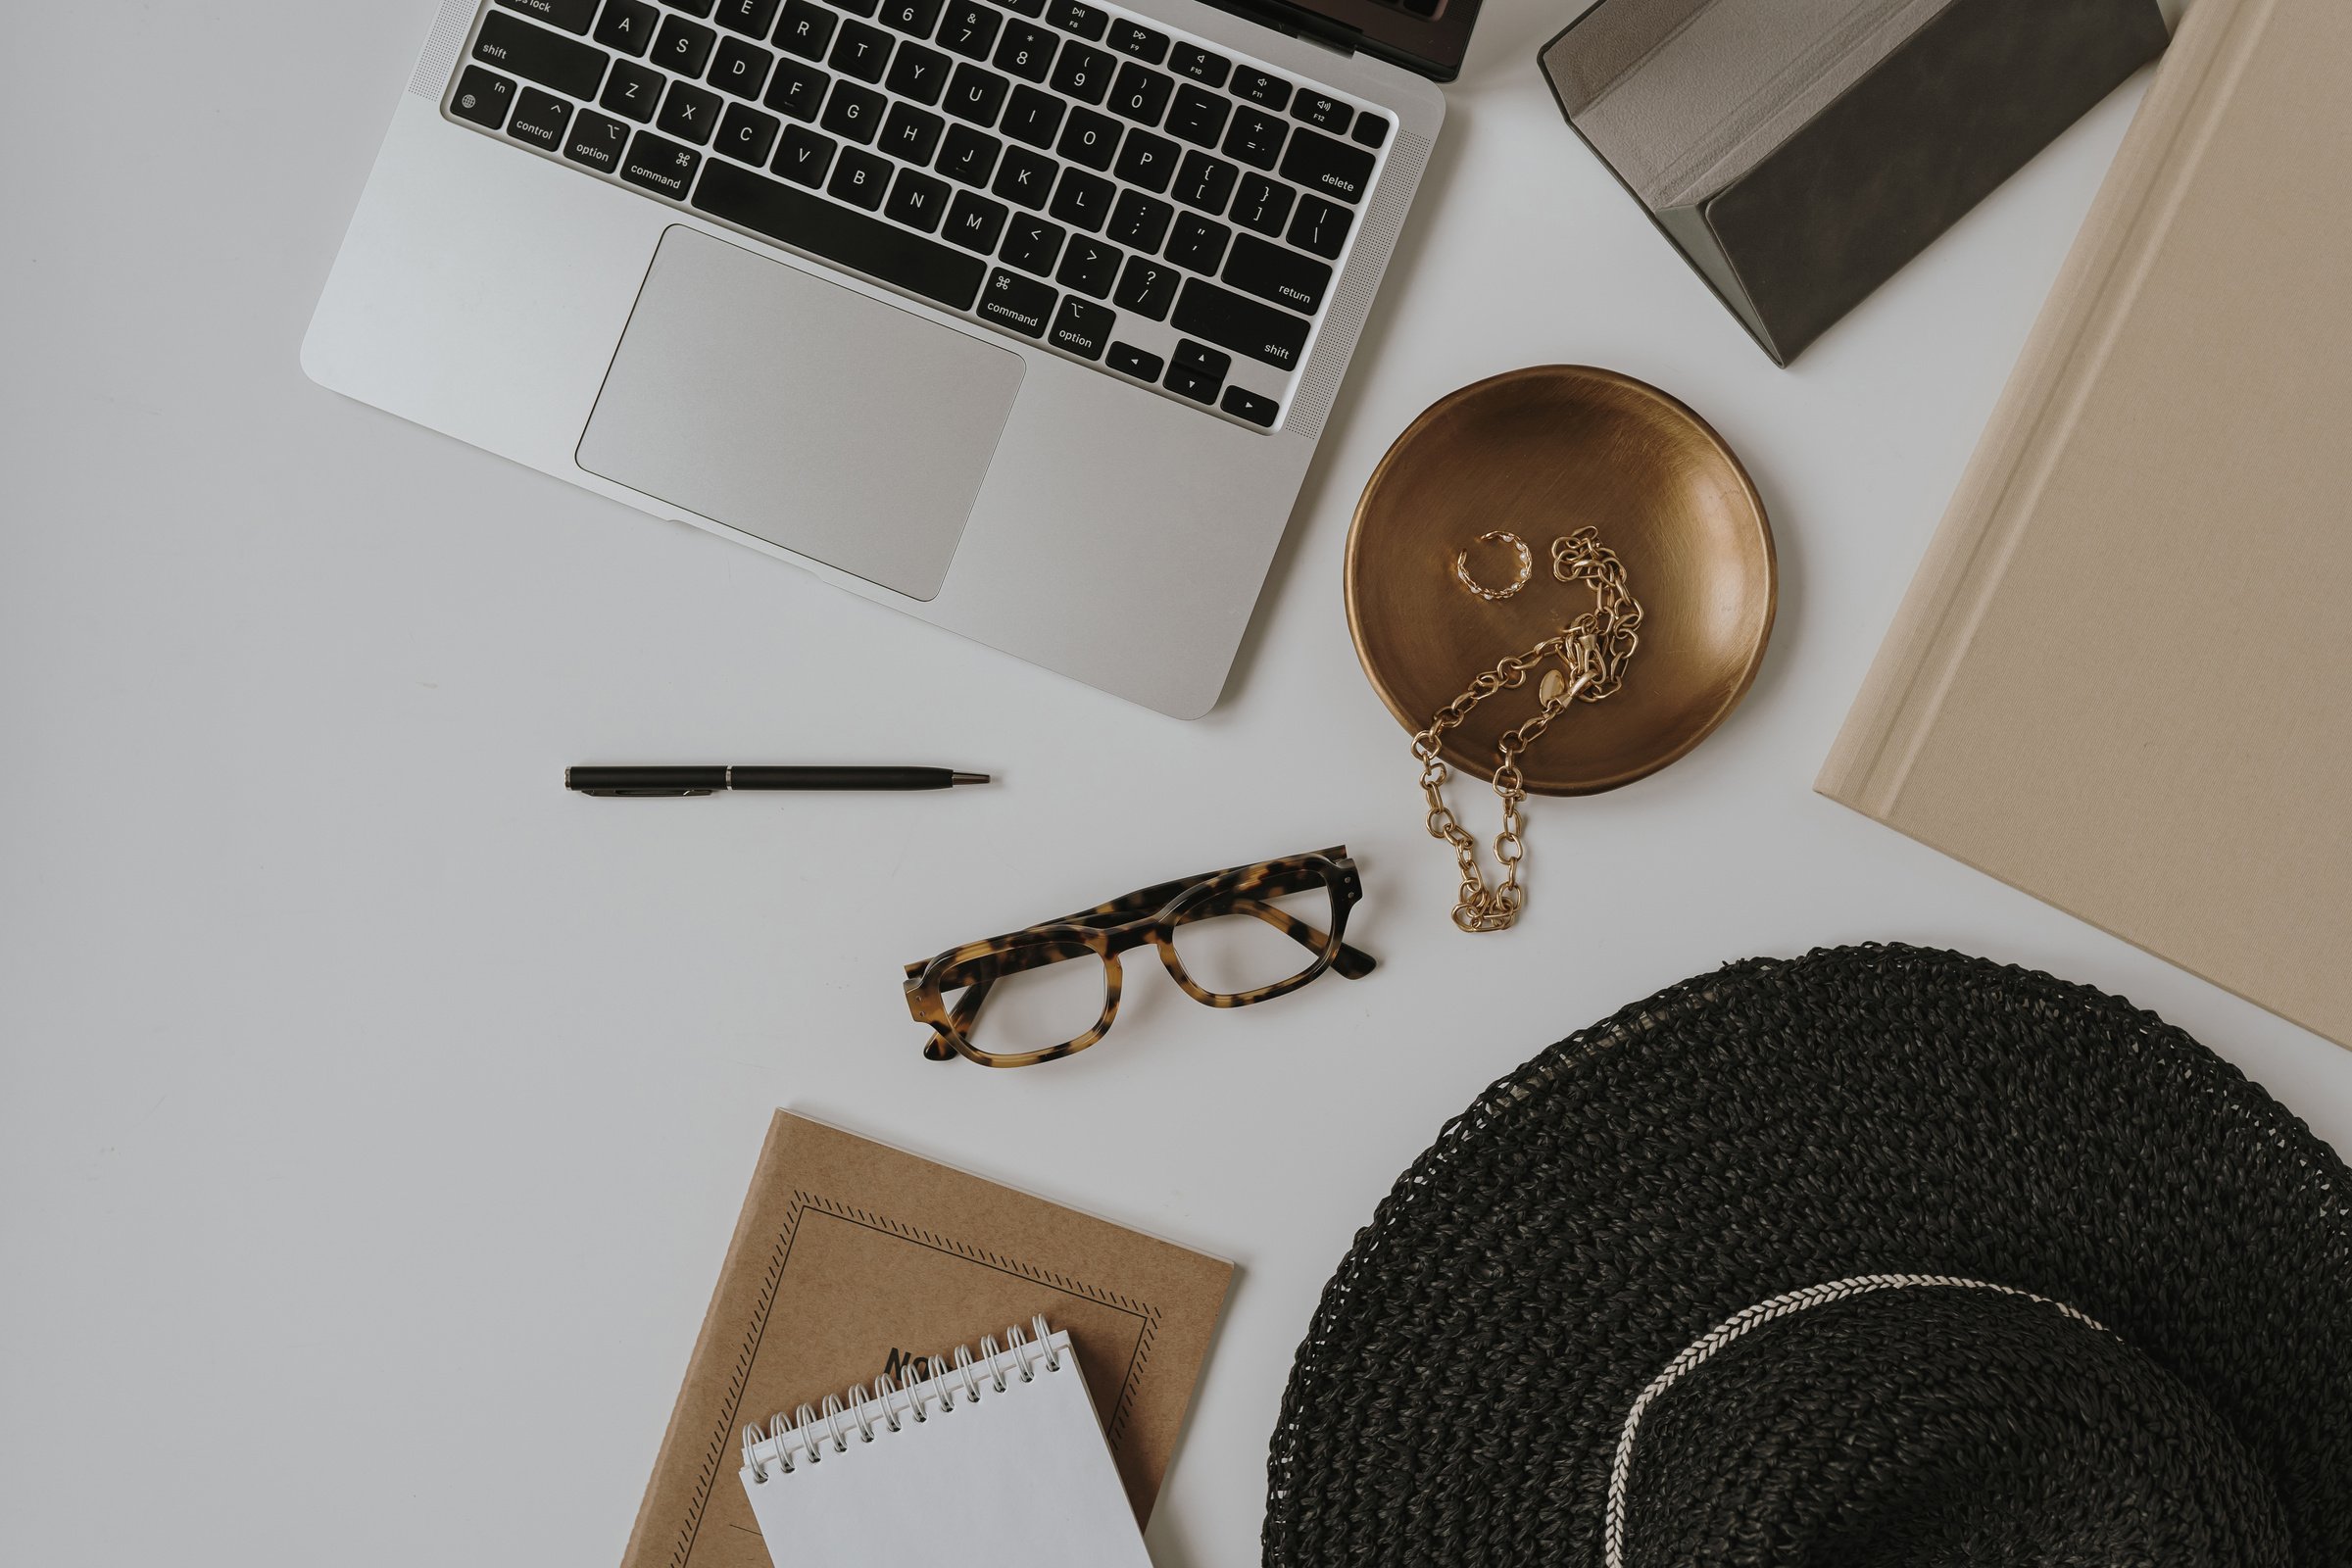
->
[1618,1279,2287,1567]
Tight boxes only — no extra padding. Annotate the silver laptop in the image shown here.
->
[306,0,1446,716]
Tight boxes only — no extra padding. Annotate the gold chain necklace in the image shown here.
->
[1412,527,1643,932]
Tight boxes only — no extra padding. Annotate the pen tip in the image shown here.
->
[952,773,991,786]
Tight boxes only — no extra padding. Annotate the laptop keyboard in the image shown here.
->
[445,0,1397,431]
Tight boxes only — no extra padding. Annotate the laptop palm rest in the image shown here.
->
[576,226,1023,602]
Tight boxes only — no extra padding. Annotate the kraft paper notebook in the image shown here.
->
[1820,0,2352,1049]
[619,1112,1232,1568]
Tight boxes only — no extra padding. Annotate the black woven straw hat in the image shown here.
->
[1264,945,2352,1567]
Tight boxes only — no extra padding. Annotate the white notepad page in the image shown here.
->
[738,1324,1152,1568]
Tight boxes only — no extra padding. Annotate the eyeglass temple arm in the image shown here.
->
[1223,897,1377,979]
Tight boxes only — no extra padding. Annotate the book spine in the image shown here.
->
[1815,0,2269,816]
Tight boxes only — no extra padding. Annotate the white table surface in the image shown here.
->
[5,4,2345,1565]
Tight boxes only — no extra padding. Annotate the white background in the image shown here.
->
[4,3,2344,1565]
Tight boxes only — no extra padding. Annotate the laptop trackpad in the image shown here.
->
[577,226,1023,602]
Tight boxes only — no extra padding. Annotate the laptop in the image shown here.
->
[306,0,1469,716]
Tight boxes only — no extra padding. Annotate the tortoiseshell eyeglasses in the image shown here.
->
[904,848,1375,1067]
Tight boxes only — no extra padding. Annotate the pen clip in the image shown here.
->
[575,787,717,797]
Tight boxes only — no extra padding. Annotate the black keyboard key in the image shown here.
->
[475,12,612,99]
[1174,338,1229,378]
[1350,111,1388,148]
[936,122,1002,184]
[653,14,718,75]
[1050,42,1114,104]
[507,84,572,147]
[1163,361,1220,403]
[1223,105,1285,170]
[1173,150,1236,214]
[1288,191,1349,258]
[1046,0,1106,37]
[1221,385,1277,425]
[620,128,703,195]
[764,57,830,118]
[993,19,1056,80]
[499,0,599,34]
[1165,84,1228,148]
[1048,295,1115,359]
[879,0,946,32]
[1232,68,1289,110]
[1048,166,1114,231]
[772,122,837,182]
[1056,107,1120,170]
[1222,230,1329,313]
[943,189,1009,251]
[1107,189,1171,250]
[1000,213,1063,272]
[1167,211,1228,271]
[659,79,724,142]
[596,0,660,54]
[716,0,785,34]
[833,0,878,19]
[1169,43,1228,86]
[830,18,895,78]
[1107,342,1162,379]
[716,101,783,163]
[1279,124,1374,203]
[694,155,987,308]
[451,66,516,127]
[1107,62,1172,125]
[886,167,954,229]
[827,144,893,207]
[674,0,716,14]
[710,35,774,96]
[1231,172,1292,237]
[1001,0,1044,16]
[1001,85,1063,147]
[1112,129,1177,194]
[1171,275,1307,369]
[565,109,634,168]
[602,58,663,120]
[943,62,1009,123]
[1106,20,1168,61]
[979,268,1056,335]
[1290,91,1349,133]
[776,1,838,58]
[879,101,945,161]
[991,144,1056,206]
[1055,234,1120,296]
[886,39,952,100]
[938,0,1003,58]
[822,81,887,142]
[1112,254,1178,318]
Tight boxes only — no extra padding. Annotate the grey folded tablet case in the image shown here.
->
[1541,0,2173,364]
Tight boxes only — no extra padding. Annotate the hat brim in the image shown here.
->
[1261,945,2352,1565]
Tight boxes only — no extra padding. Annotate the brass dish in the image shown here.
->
[1346,367,1776,796]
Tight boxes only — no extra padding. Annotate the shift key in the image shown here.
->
[473,11,612,100]
[1170,276,1307,370]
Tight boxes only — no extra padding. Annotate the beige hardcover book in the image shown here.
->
[1820,0,2352,1049]
[618,1112,1232,1568]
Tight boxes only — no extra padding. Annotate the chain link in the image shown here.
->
[1411,526,1643,932]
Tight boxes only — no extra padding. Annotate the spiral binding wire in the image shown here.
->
[741,1315,1064,1483]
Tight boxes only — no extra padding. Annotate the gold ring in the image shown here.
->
[1454,531,1534,601]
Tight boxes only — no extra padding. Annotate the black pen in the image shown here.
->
[565,765,991,797]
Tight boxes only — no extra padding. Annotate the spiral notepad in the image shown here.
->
[738,1318,1152,1568]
